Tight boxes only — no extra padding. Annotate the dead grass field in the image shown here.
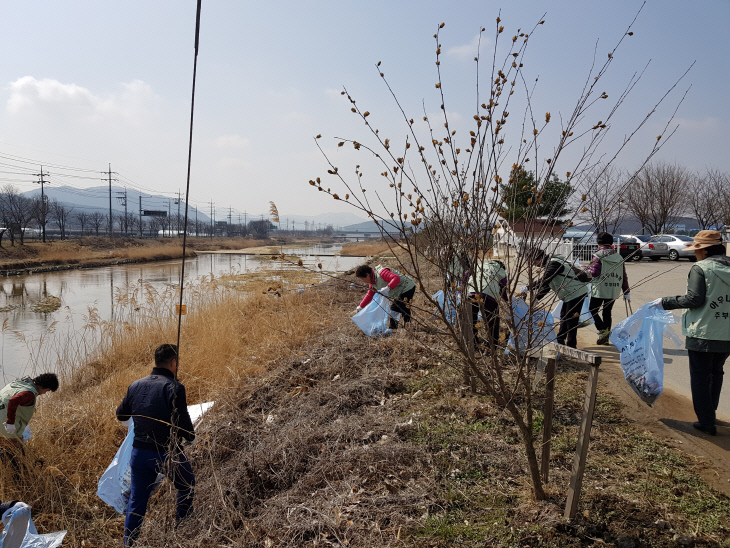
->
[340,240,392,257]
[2,262,728,547]
[0,236,310,273]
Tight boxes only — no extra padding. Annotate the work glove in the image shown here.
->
[3,422,16,435]
[649,298,664,309]
[519,285,529,295]
[623,292,631,302]
[380,286,391,297]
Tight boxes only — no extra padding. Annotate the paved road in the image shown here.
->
[582,257,729,421]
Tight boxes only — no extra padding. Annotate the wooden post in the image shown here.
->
[564,362,601,519]
[540,356,557,484]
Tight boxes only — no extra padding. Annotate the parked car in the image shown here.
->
[611,235,641,261]
[651,234,697,261]
[568,233,640,262]
[620,234,669,261]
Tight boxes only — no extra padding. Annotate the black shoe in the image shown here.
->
[692,422,717,436]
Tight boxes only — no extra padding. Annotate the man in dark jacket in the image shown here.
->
[117,344,195,547]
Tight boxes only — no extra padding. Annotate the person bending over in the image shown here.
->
[522,248,590,349]
[355,264,416,330]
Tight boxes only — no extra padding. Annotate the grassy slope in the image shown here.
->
[9,268,730,547]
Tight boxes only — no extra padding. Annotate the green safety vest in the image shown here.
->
[374,265,416,300]
[591,252,624,300]
[468,260,506,300]
[0,378,39,439]
[682,259,730,341]
[548,256,589,302]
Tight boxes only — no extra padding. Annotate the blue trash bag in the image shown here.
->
[351,292,400,337]
[506,297,557,355]
[431,289,459,324]
[0,502,66,548]
[97,401,215,514]
[609,303,682,406]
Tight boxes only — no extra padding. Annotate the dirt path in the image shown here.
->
[578,330,730,496]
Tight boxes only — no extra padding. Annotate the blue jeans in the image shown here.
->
[124,446,195,547]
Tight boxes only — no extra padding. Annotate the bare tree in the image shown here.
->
[90,212,106,236]
[627,163,689,234]
[0,184,36,245]
[32,195,49,242]
[706,168,729,230]
[49,199,73,240]
[124,213,139,237]
[149,216,165,237]
[575,166,629,233]
[76,212,89,236]
[311,13,687,500]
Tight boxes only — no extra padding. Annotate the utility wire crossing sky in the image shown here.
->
[0,1,727,223]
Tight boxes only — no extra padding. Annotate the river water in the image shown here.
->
[0,245,364,381]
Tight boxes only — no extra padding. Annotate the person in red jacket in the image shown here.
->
[355,264,417,329]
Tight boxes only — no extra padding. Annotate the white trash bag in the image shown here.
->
[431,290,459,324]
[97,401,215,514]
[351,292,400,337]
[506,297,557,355]
[609,303,682,406]
[0,502,66,548]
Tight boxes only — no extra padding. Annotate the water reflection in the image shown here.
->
[0,245,362,381]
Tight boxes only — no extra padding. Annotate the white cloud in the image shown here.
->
[446,34,484,59]
[5,76,158,126]
[673,116,721,132]
[213,134,250,149]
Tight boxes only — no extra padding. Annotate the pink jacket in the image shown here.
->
[359,268,401,308]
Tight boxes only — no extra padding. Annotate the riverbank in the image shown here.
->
[0,236,338,276]
[12,266,730,546]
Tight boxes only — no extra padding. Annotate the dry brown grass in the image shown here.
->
[0,237,270,272]
[339,240,391,257]
[3,260,728,547]
[1,269,350,546]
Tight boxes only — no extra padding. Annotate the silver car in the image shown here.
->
[652,234,696,261]
[620,234,669,261]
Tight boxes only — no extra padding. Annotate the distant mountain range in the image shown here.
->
[21,185,366,228]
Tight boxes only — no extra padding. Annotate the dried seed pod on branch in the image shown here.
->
[310,10,689,500]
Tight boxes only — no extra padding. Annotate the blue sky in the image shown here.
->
[0,1,727,222]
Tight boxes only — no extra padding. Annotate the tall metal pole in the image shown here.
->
[177,189,182,236]
[34,166,48,243]
[108,163,113,238]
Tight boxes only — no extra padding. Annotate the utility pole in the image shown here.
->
[102,164,117,238]
[116,189,128,236]
[210,200,214,238]
[228,206,232,236]
[33,166,49,243]
[195,206,198,237]
[139,196,143,237]
[176,190,182,237]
